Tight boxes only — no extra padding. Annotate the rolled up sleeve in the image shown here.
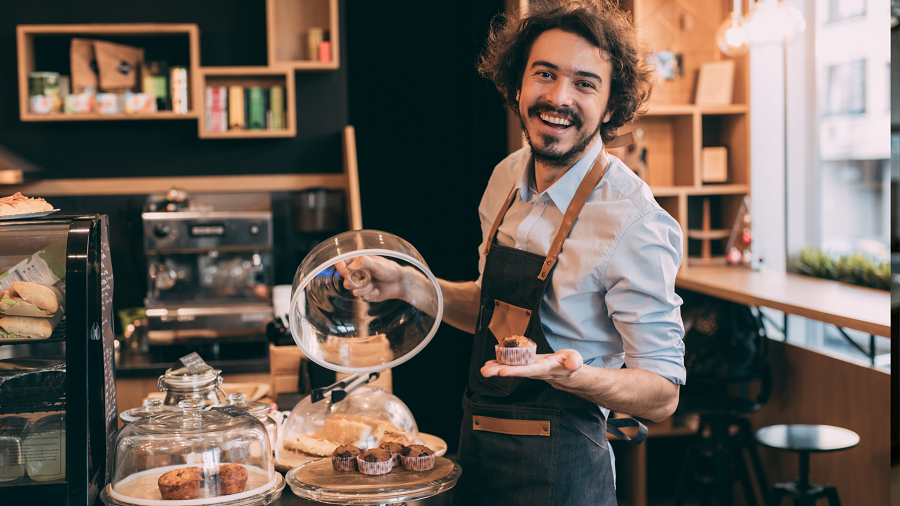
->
[603,210,686,385]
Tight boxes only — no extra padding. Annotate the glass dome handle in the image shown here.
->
[228,392,248,404]
[144,398,163,412]
[178,398,204,426]
[348,268,370,286]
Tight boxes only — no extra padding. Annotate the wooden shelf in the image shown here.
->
[197,66,296,139]
[16,23,201,122]
[687,229,730,240]
[266,0,340,70]
[20,111,198,121]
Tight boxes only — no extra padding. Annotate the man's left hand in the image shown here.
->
[481,349,584,386]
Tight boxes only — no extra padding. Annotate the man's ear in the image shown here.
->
[516,89,520,102]
[603,108,613,123]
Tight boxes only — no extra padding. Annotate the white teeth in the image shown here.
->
[540,113,571,126]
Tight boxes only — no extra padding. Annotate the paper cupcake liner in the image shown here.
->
[495,344,536,365]
[390,453,400,468]
[331,455,357,471]
[356,457,392,475]
[401,454,435,471]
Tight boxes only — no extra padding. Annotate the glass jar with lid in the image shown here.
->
[119,398,179,426]
[214,393,279,453]
[100,398,283,505]
[157,364,225,406]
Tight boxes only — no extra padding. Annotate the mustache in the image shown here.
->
[527,103,583,128]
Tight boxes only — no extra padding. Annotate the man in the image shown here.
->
[339,1,685,504]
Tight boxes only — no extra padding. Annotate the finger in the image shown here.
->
[554,349,584,372]
[334,260,350,278]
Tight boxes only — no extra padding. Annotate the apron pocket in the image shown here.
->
[457,395,560,505]
[487,300,532,343]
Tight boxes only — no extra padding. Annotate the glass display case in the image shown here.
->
[277,385,420,466]
[100,398,284,506]
[0,215,118,506]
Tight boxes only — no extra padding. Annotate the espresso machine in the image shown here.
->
[142,190,273,343]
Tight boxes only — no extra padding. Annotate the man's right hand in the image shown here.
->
[334,255,413,304]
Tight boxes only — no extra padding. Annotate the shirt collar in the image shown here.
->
[518,138,605,215]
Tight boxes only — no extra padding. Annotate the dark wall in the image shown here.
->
[347,1,508,453]
[1,0,510,454]
[0,0,349,178]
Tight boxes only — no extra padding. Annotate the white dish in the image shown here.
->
[108,464,277,506]
[0,209,60,220]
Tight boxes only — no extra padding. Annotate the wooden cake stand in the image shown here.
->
[285,457,461,505]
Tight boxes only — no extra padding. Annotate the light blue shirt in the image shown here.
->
[476,139,687,386]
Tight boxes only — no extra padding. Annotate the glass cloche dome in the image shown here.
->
[289,230,443,374]
[100,399,284,506]
[277,385,420,464]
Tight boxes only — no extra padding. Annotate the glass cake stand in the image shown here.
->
[285,457,461,506]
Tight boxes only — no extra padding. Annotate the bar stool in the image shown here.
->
[754,424,859,506]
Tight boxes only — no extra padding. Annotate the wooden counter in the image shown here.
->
[675,266,891,337]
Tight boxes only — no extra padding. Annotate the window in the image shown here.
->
[824,60,865,115]
[827,0,866,22]
[773,0,891,369]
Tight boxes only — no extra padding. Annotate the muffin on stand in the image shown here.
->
[495,335,537,365]
[378,441,404,468]
[211,464,248,495]
[400,444,435,471]
[331,445,361,472]
[157,467,204,500]
[357,448,392,476]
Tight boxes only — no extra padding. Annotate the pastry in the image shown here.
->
[400,444,435,471]
[323,417,371,447]
[331,445,361,471]
[495,335,537,365]
[357,448,392,475]
[0,193,53,216]
[282,433,339,457]
[379,441,404,467]
[157,467,204,500]
[331,413,391,444]
[211,463,247,495]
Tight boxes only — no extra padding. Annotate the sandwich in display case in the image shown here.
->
[0,215,118,505]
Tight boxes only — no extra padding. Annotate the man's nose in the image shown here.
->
[543,79,575,108]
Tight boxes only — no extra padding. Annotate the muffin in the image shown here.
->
[331,445,361,471]
[379,441,404,467]
[400,444,435,471]
[495,335,537,365]
[356,448,392,475]
[157,467,204,500]
[211,464,248,495]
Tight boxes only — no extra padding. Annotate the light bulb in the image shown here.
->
[716,13,750,56]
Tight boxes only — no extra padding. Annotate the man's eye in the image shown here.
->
[578,82,596,89]
[537,71,552,78]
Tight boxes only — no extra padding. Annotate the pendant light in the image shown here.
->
[745,0,806,46]
[716,0,751,56]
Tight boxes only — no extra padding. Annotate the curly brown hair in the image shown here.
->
[477,0,654,142]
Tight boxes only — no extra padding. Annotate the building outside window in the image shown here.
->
[760,0,890,369]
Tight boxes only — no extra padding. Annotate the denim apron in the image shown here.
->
[455,140,647,506]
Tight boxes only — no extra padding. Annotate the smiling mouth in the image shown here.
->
[538,112,573,129]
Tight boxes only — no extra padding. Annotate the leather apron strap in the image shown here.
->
[483,144,613,267]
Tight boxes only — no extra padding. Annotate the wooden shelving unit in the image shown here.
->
[16,23,201,122]
[266,0,340,70]
[197,66,296,139]
[16,0,342,137]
